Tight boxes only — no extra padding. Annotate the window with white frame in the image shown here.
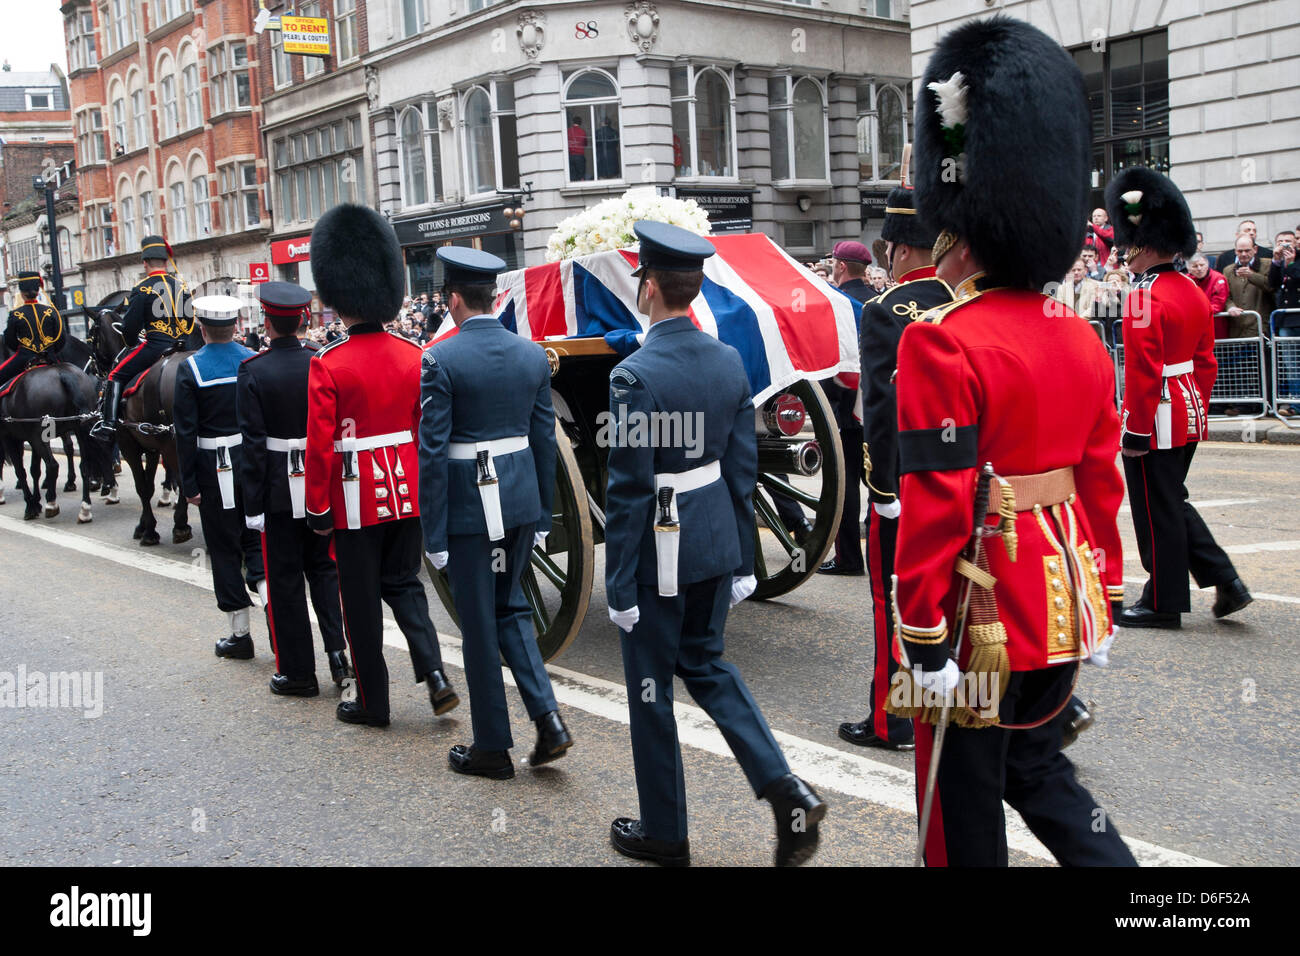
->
[68,10,98,72]
[856,81,909,182]
[192,172,211,235]
[168,172,189,243]
[562,69,622,183]
[670,64,736,178]
[159,60,179,138]
[335,0,358,62]
[130,74,148,148]
[461,81,517,196]
[100,0,136,55]
[208,41,251,116]
[271,28,292,88]
[138,181,155,235]
[84,204,103,260]
[272,116,362,225]
[300,2,325,78]
[402,0,423,38]
[10,238,40,276]
[181,48,201,130]
[400,107,428,206]
[153,0,190,25]
[110,86,127,152]
[77,109,107,165]
[768,75,828,181]
[119,191,136,250]
[26,91,52,110]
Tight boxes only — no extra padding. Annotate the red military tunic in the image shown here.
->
[892,279,1126,678]
[1120,262,1216,452]
[305,324,423,531]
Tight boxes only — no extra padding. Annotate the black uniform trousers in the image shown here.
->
[109,338,172,383]
[262,511,345,679]
[332,516,443,719]
[620,574,789,843]
[913,663,1137,867]
[196,481,264,613]
[446,523,557,751]
[0,351,34,389]
[833,423,865,569]
[1122,443,1237,613]
[865,509,914,744]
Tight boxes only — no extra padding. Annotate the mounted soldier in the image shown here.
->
[0,272,65,391]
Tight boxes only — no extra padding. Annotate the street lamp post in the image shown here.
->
[33,174,64,310]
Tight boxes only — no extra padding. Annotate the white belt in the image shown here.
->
[1163,361,1193,377]
[333,430,412,452]
[198,434,240,511]
[448,435,529,460]
[197,434,242,450]
[267,436,307,519]
[266,436,305,452]
[654,460,721,494]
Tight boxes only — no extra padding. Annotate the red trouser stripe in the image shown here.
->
[260,531,281,672]
[868,513,891,740]
[109,341,147,378]
[912,721,948,867]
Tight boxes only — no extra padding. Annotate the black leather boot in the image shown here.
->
[327,650,353,687]
[270,673,320,697]
[214,634,254,660]
[610,818,690,866]
[1060,696,1094,749]
[448,745,514,779]
[90,379,123,443]
[1212,578,1252,619]
[1118,602,1180,629]
[426,669,460,715]
[336,700,390,727]
[762,773,827,867]
[529,710,573,766]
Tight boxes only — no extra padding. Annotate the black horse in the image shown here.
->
[0,361,102,522]
[88,307,194,545]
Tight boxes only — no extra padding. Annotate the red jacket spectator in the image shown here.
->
[1190,264,1230,336]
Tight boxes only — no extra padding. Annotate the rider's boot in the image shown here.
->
[90,379,124,442]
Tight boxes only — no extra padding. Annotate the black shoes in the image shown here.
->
[610,817,691,867]
[336,700,390,727]
[762,774,826,867]
[214,634,254,659]
[792,518,814,548]
[837,719,915,751]
[1118,602,1181,629]
[327,650,353,687]
[817,560,865,577]
[426,669,461,716]
[270,673,320,697]
[529,711,573,767]
[1213,578,1252,619]
[1060,696,1094,750]
[448,745,515,780]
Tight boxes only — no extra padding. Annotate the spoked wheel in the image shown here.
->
[426,421,594,663]
[752,379,844,599]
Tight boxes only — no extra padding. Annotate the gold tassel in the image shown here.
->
[998,480,1018,563]
[958,621,1010,728]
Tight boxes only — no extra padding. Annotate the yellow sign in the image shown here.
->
[280,16,330,57]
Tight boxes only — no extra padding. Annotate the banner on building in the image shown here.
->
[280,16,331,57]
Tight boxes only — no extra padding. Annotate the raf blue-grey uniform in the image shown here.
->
[604,226,791,846]
[418,250,559,755]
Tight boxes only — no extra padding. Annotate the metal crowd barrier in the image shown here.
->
[1110,313,1269,419]
[1272,309,1300,427]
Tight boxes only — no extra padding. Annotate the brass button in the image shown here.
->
[1048,560,1059,573]
[1056,631,1069,645]
[1056,615,1067,626]
[1054,597,1066,609]
[1051,578,1062,590]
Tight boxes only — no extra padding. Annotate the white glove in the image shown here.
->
[245,513,265,533]
[873,500,901,520]
[1088,630,1115,668]
[609,606,640,632]
[913,659,961,699]
[533,531,548,548]
[426,550,448,570]
[730,574,757,607]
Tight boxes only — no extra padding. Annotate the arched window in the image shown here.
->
[190,155,211,235]
[128,70,148,149]
[768,75,828,181]
[167,163,188,243]
[562,69,622,183]
[158,53,179,138]
[670,65,736,178]
[179,44,201,131]
[876,85,905,181]
[462,86,495,196]
[136,170,155,235]
[109,79,127,152]
[400,107,428,206]
[118,179,136,250]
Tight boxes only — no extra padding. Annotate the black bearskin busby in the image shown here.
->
[880,186,939,250]
[1104,166,1197,258]
[310,203,405,324]
[913,16,1091,290]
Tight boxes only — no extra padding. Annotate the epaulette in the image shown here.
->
[314,334,349,358]
[240,350,267,365]
[916,295,975,326]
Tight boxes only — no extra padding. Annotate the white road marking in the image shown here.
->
[1119,498,1261,513]
[1120,574,1300,605]
[0,512,1221,867]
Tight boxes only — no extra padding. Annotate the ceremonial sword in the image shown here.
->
[915,461,995,867]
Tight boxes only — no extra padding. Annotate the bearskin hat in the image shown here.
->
[913,16,1091,290]
[310,204,404,324]
[880,186,939,249]
[1105,166,1197,257]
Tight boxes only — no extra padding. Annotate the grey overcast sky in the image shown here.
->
[1,4,71,75]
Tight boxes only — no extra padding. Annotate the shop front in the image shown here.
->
[392,200,525,296]
[269,234,331,326]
